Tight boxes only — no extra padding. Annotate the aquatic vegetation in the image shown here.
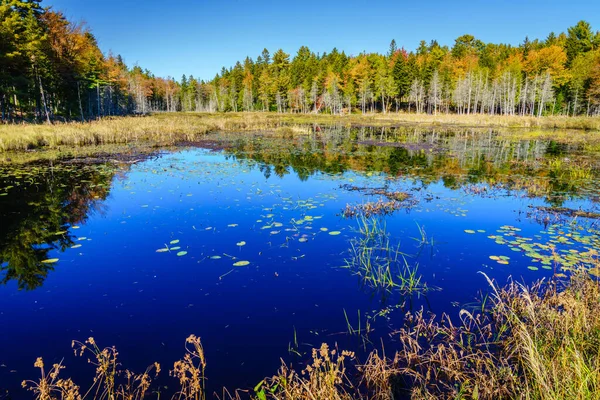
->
[342,199,406,218]
[339,184,411,203]
[412,223,433,248]
[233,261,250,267]
[533,205,600,219]
[345,216,428,296]
[487,223,600,273]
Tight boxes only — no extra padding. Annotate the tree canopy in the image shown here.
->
[1,0,599,121]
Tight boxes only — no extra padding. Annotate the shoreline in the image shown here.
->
[0,112,598,154]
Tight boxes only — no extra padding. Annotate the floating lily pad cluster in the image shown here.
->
[487,224,599,273]
[156,239,187,256]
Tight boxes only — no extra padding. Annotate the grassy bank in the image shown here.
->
[0,112,599,153]
[272,111,600,131]
[21,268,600,400]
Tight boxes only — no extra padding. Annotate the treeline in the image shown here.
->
[195,24,600,117]
[2,0,600,122]
[0,0,175,122]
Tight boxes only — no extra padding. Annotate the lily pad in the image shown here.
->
[177,251,188,257]
[233,260,250,267]
[41,258,59,264]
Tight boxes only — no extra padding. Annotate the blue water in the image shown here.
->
[0,137,598,397]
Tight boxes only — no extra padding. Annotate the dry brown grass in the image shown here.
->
[1,111,598,153]
[390,268,600,400]
[254,343,360,400]
[361,112,600,130]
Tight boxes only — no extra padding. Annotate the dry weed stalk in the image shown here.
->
[23,337,160,400]
[171,334,207,400]
[256,343,360,400]
[22,358,82,400]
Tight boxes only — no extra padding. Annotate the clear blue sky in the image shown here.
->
[46,0,599,81]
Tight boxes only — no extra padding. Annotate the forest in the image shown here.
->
[2,0,600,122]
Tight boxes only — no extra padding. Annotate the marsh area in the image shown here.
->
[1,124,599,397]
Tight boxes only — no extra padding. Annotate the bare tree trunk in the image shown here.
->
[97,82,101,118]
[37,69,52,124]
[587,97,590,116]
[77,81,85,122]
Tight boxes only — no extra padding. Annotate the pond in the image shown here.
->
[1,125,599,397]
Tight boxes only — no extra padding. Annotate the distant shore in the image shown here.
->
[0,112,599,153]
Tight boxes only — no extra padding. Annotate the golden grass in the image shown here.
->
[350,112,600,130]
[0,112,598,153]
[494,269,600,399]
[394,266,600,400]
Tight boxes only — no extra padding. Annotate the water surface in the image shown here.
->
[1,126,599,396]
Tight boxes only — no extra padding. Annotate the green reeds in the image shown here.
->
[345,216,428,296]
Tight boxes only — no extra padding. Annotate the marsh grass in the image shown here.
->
[247,111,600,131]
[490,271,600,399]
[171,335,207,400]
[391,268,600,399]
[548,158,596,181]
[2,112,599,153]
[23,337,161,400]
[0,113,290,152]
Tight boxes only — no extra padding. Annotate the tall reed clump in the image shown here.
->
[493,271,600,399]
[391,268,600,399]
